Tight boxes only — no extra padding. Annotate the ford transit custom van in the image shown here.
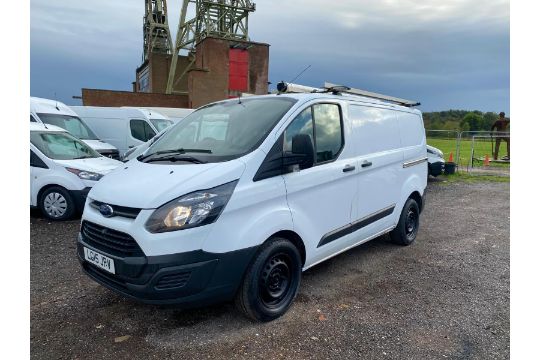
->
[77,84,427,321]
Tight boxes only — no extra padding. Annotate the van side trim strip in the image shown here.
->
[403,157,428,168]
[317,204,396,248]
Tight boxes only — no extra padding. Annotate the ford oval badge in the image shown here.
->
[99,204,114,218]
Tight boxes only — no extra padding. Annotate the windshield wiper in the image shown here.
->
[139,148,212,161]
[144,155,207,164]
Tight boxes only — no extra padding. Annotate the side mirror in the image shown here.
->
[283,134,314,171]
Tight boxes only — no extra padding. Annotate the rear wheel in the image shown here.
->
[390,198,420,246]
[235,238,302,322]
[39,186,75,221]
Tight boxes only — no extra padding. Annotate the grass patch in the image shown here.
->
[434,172,510,184]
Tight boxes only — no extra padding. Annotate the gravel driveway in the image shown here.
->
[31,180,510,359]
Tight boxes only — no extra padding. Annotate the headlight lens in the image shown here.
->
[145,180,238,233]
[66,167,103,181]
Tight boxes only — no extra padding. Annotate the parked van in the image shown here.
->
[77,84,427,321]
[31,97,120,160]
[30,123,122,220]
[70,106,173,156]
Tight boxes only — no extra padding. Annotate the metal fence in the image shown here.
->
[426,130,510,175]
[467,133,510,174]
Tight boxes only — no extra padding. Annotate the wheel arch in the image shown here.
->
[408,190,423,213]
[268,230,307,267]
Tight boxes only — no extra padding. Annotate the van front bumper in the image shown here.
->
[77,233,258,306]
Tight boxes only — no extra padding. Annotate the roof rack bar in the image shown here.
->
[324,82,420,107]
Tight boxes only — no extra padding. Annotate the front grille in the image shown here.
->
[90,200,141,219]
[98,149,120,160]
[81,221,144,257]
[155,272,191,290]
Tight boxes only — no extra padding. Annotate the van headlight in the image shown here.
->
[66,167,103,181]
[145,180,238,233]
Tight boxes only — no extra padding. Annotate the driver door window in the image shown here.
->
[283,103,343,165]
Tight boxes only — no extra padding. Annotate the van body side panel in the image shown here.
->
[397,112,428,215]
[202,150,293,253]
[398,112,426,162]
[348,105,404,235]
[203,178,292,253]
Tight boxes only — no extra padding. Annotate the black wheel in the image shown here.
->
[235,238,302,322]
[39,186,75,221]
[390,198,420,246]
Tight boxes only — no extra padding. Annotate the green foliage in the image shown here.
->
[423,110,501,131]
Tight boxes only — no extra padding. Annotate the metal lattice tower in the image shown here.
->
[166,0,256,94]
[143,0,174,62]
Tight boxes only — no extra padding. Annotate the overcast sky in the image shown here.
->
[30,0,509,113]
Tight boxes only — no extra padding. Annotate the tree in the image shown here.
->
[460,112,484,132]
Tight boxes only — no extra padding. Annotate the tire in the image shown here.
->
[235,238,302,322]
[39,186,75,221]
[390,198,420,246]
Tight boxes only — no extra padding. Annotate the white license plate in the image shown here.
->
[84,247,115,274]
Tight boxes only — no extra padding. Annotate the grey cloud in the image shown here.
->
[31,0,509,112]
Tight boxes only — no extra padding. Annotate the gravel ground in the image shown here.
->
[30,180,510,359]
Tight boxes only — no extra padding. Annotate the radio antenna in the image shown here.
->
[290,65,312,83]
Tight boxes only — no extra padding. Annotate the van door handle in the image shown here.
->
[342,165,356,173]
[361,161,373,168]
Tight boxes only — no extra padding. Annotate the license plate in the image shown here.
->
[84,247,115,274]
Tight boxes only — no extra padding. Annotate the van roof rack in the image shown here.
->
[276,81,421,107]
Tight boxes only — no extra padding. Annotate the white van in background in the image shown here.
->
[70,106,173,156]
[30,97,120,160]
[77,83,427,321]
[30,123,122,220]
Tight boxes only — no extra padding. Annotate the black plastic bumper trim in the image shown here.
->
[77,234,259,306]
[69,187,91,213]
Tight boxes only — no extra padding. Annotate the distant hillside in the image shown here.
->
[423,110,501,132]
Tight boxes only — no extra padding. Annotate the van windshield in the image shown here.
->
[143,97,297,163]
[37,113,99,140]
[150,118,173,132]
[31,131,101,160]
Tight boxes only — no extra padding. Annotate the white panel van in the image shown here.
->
[31,97,120,159]
[77,85,427,321]
[70,106,173,157]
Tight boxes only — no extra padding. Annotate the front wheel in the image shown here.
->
[235,238,302,322]
[390,198,420,246]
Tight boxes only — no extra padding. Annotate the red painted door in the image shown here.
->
[229,49,249,92]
